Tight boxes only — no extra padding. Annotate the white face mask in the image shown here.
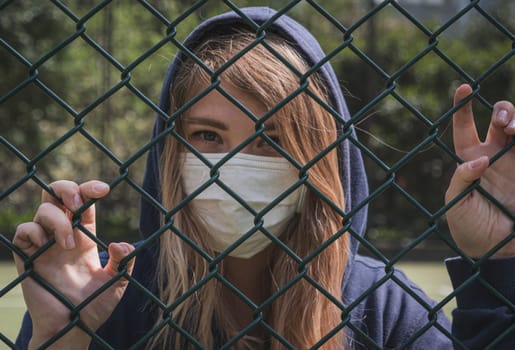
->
[181,152,305,259]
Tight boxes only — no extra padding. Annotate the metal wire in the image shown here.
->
[1,0,513,349]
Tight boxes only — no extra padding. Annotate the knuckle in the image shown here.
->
[15,222,29,232]
[14,222,33,237]
[46,180,80,198]
[49,179,78,188]
[13,222,43,248]
[38,201,59,213]
[35,202,65,226]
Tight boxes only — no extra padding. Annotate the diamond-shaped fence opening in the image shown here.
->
[1,0,514,349]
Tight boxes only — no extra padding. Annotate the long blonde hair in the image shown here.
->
[151,28,349,349]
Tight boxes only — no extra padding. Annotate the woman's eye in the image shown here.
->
[192,131,221,143]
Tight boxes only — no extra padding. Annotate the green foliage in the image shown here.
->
[0,210,33,235]
[299,4,514,244]
[1,1,513,248]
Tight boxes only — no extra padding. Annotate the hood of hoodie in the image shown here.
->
[139,6,369,285]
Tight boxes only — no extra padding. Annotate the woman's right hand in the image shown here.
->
[12,180,135,350]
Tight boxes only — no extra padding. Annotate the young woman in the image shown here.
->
[13,7,515,350]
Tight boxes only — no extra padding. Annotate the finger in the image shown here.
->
[12,223,50,268]
[13,222,49,251]
[42,180,82,212]
[78,180,110,201]
[445,156,489,205]
[41,180,109,234]
[453,84,480,153]
[103,242,136,278]
[12,223,51,277]
[76,181,110,226]
[487,101,515,143]
[34,202,75,250]
[42,180,110,212]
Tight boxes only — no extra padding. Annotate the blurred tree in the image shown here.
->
[1,1,513,257]
[1,2,70,236]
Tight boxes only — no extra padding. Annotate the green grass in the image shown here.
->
[0,262,25,348]
[397,261,456,317]
[0,261,455,347]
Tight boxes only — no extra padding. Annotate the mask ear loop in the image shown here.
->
[295,185,307,213]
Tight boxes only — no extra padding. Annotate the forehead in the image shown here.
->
[185,82,270,122]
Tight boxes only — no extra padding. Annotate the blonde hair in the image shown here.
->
[151,27,349,349]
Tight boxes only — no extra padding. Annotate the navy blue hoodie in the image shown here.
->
[16,6,515,350]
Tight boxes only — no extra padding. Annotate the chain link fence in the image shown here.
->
[1,0,514,349]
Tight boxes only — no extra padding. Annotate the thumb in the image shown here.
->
[104,242,135,278]
[445,156,489,205]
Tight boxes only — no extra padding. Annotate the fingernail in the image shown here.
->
[496,109,509,124]
[509,119,515,129]
[93,182,109,194]
[469,159,481,169]
[469,156,487,170]
[65,234,75,249]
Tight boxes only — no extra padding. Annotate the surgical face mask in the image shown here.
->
[181,152,305,259]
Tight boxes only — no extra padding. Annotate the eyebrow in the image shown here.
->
[183,117,229,130]
[184,116,277,131]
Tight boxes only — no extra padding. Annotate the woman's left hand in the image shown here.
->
[445,84,515,258]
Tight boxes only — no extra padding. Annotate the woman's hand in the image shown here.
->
[12,180,135,349]
[446,84,515,258]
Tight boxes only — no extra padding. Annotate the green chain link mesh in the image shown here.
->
[1,0,514,349]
